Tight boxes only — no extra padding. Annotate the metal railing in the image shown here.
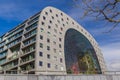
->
[0,70,120,75]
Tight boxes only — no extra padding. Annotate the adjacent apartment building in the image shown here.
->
[0,7,106,75]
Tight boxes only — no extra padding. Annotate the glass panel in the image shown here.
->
[64,29,101,74]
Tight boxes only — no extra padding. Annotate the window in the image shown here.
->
[61,13,63,16]
[72,22,74,25]
[47,63,51,68]
[40,35,43,40]
[49,20,52,24]
[40,28,44,32]
[39,61,43,66]
[41,22,44,25]
[67,17,69,20]
[47,32,51,35]
[39,52,43,56]
[51,16,54,19]
[59,38,62,42]
[47,46,50,50]
[63,24,65,27]
[43,16,46,20]
[61,28,63,31]
[50,9,52,13]
[61,18,64,21]
[60,58,63,63]
[47,38,50,43]
[48,25,51,29]
[40,43,43,48]
[56,14,58,17]
[45,12,48,15]
[47,54,50,59]
[59,44,62,48]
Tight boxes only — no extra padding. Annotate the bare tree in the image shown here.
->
[73,0,120,32]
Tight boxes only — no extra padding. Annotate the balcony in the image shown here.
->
[20,52,35,63]
[23,30,37,41]
[7,28,23,39]
[0,55,6,60]
[22,41,36,49]
[7,52,19,61]
[7,35,22,44]
[1,60,18,70]
[20,61,35,73]
[21,50,35,57]
[20,59,35,66]
[27,16,39,25]
[6,39,21,49]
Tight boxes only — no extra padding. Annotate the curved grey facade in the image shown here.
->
[0,7,106,75]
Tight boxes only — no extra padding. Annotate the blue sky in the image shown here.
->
[0,0,120,71]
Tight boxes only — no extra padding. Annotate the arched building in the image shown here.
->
[0,7,106,75]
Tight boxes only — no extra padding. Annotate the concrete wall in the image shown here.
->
[0,75,120,80]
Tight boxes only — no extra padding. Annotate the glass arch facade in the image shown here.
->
[64,29,101,74]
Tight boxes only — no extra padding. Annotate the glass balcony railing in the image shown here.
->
[20,62,35,71]
[27,16,39,25]
[0,59,6,65]
[24,29,37,39]
[7,32,23,43]
[7,38,21,48]
[23,37,36,47]
[22,45,35,54]
[2,60,18,70]
[20,54,35,64]
[25,22,38,32]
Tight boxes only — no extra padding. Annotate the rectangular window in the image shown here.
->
[39,61,43,66]
[47,38,50,43]
[59,44,62,48]
[39,52,43,56]
[59,38,62,42]
[48,25,51,29]
[47,54,50,59]
[47,63,51,68]
[41,22,44,25]
[47,46,50,50]
[40,43,43,48]
[60,58,63,63]
[40,28,44,32]
[40,35,43,40]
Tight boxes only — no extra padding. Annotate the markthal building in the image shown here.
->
[0,7,106,75]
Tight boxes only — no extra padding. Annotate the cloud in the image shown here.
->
[107,60,120,71]
[101,42,120,71]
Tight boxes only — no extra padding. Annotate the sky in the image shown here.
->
[0,0,120,71]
